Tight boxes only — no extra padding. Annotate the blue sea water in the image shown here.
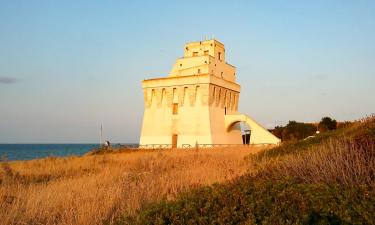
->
[0,144,100,161]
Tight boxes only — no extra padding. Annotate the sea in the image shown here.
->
[0,144,102,161]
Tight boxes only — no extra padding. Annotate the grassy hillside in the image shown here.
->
[1,117,373,225]
[0,146,265,225]
[119,117,375,225]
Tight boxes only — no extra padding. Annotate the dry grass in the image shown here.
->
[0,146,265,225]
[245,116,375,187]
[252,135,375,186]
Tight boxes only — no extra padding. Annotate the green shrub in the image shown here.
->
[121,178,374,225]
[319,117,337,132]
[271,121,316,141]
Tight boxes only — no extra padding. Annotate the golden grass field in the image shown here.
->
[0,146,266,225]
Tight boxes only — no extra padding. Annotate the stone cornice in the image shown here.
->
[142,74,240,92]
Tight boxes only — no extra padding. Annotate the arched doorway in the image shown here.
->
[226,121,251,145]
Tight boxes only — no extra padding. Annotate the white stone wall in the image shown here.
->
[140,79,241,147]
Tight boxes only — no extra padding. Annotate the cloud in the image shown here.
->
[0,77,17,84]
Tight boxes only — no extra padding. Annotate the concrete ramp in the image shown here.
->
[225,114,281,145]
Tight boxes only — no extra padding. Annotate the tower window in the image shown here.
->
[218,52,222,60]
[173,103,178,115]
[180,63,182,67]
[193,52,198,56]
[198,69,201,74]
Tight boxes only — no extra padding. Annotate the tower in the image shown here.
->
[140,40,280,148]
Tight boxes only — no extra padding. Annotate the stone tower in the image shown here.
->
[140,39,280,148]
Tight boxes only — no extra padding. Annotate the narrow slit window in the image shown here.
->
[161,88,165,103]
[173,103,178,115]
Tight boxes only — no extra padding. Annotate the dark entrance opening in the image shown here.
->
[172,134,178,148]
[242,129,251,145]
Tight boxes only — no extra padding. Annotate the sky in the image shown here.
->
[0,0,374,143]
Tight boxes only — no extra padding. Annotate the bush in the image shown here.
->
[319,117,337,132]
[271,121,316,141]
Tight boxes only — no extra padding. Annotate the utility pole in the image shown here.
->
[100,124,103,146]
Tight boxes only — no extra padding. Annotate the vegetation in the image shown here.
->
[0,146,265,225]
[319,116,337,132]
[119,116,375,225]
[1,116,374,225]
[272,116,341,141]
[272,121,317,141]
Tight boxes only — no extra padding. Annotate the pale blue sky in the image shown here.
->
[0,0,374,143]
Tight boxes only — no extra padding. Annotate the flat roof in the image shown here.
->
[185,39,225,48]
